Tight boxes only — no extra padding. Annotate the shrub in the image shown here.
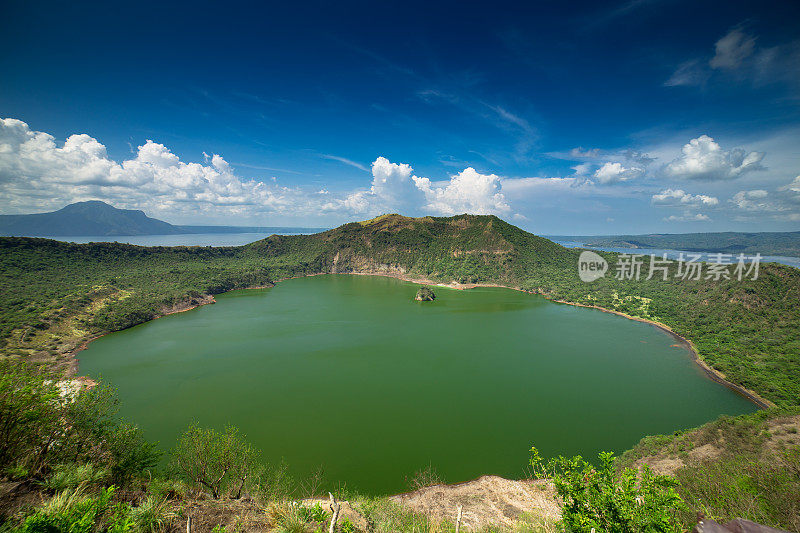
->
[171,424,261,498]
[106,423,161,485]
[530,446,686,533]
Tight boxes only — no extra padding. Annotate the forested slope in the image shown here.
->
[1,213,799,406]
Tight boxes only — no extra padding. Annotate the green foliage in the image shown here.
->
[339,517,357,533]
[146,477,189,501]
[298,503,329,523]
[530,447,686,533]
[0,360,156,486]
[415,286,436,301]
[42,463,109,492]
[353,495,454,533]
[105,423,161,486]
[17,486,115,533]
[171,424,261,498]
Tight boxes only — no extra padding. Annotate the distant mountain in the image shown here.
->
[0,201,325,237]
[549,231,800,258]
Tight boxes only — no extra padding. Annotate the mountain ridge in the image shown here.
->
[0,201,324,236]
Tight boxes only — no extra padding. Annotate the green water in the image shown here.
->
[79,274,756,494]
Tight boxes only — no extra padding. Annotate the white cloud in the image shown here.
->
[0,118,320,219]
[593,162,644,184]
[0,118,520,222]
[569,147,601,159]
[346,158,511,216]
[710,29,756,70]
[571,163,592,176]
[727,176,800,221]
[415,167,510,215]
[501,176,588,197]
[664,135,764,180]
[319,154,369,172]
[782,176,800,194]
[652,188,719,207]
[665,213,711,222]
[731,189,774,211]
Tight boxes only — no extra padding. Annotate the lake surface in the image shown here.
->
[41,232,310,247]
[79,274,757,494]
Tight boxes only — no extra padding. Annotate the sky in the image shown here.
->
[1,0,799,234]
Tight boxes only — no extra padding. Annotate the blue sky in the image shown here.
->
[1,0,799,233]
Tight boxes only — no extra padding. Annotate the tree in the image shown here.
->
[171,424,261,498]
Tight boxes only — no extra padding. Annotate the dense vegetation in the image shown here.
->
[555,230,800,258]
[1,212,800,530]
[618,408,800,531]
[3,213,798,406]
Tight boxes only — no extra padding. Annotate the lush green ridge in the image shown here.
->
[552,230,800,258]
[2,213,799,406]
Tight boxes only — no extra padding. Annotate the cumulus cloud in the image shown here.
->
[664,135,764,180]
[652,188,719,207]
[710,29,756,70]
[345,158,510,216]
[0,118,522,222]
[0,118,326,219]
[416,167,510,215]
[593,162,644,184]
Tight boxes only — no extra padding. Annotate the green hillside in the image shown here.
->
[2,213,799,407]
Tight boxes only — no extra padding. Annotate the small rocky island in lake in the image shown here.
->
[415,286,436,301]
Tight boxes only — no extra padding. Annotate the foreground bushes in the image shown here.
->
[529,447,686,533]
[0,360,159,484]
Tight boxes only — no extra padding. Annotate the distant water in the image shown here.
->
[39,232,315,247]
[553,240,800,269]
[79,274,756,495]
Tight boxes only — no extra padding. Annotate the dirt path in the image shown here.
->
[389,475,561,530]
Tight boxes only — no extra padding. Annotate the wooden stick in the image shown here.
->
[329,492,341,533]
[186,516,191,533]
[456,505,463,533]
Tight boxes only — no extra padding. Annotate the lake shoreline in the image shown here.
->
[69,270,772,410]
